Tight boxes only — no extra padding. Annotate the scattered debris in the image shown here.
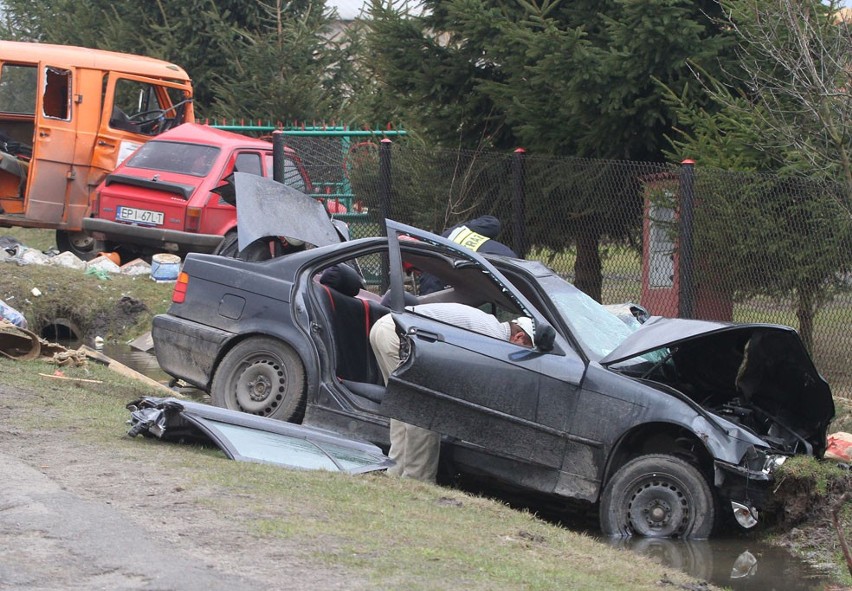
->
[150,253,181,282]
[0,298,28,328]
[86,254,121,275]
[50,251,86,270]
[77,345,174,395]
[38,372,103,384]
[1,239,162,278]
[51,349,88,367]
[126,397,394,474]
[120,258,152,276]
[825,432,852,463]
[0,326,174,394]
[0,319,40,360]
[20,249,51,266]
[128,331,154,353]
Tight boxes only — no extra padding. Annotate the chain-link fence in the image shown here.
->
[281,136,852,398]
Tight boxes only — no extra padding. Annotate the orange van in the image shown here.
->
[0,41,194,257]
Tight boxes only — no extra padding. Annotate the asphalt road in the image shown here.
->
[0,451,260,591]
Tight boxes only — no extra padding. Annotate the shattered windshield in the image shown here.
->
[539,275,638,361]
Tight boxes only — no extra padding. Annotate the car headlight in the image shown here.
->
[744,445,788,475]
[762,453,787,475]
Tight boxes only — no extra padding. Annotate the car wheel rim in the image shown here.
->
[626,477,690,537]
[233,358,286,415]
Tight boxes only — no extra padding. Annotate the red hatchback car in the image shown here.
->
[83,123,312,256]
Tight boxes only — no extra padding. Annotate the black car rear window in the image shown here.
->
[125,141,220,177]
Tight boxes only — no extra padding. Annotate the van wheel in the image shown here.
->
[56,230,103,261]
[599,454,715,538]
[211,337,306,422]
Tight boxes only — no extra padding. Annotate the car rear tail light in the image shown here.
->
[172,272,189,303]
[91,190,101,217]
[186,207,202,232]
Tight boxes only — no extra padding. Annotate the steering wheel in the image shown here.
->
[128,109,166,133]
[128,109,166,124]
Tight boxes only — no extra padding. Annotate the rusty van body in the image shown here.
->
[0,41,194,257]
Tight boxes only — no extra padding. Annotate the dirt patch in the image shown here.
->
[0,382,367,591]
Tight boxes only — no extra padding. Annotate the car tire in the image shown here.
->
[213,231,278,261]
[56,229,103,261]
[212,337,306,422]
[599,454,715,539]
[213,231,239,258]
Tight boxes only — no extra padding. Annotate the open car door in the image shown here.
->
[376,221,589,480]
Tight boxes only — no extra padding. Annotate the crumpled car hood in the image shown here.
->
[232,172,342,251]
[600,317,834,455]
[601,317,760,366]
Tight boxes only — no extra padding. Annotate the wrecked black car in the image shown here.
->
[152,218,834,538]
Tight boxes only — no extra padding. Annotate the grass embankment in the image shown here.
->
[0,356,708,591]
[2,228,174,344]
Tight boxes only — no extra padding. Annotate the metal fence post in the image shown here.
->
[679,159,696,319]
[272,131,285,183]
[379,139,393,293]
[511,148,528,258]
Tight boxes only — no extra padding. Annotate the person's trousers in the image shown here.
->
[369,314,439,483]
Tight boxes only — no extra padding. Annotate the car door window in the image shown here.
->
[235,152,262,176]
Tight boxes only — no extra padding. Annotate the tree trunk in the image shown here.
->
[574,225,603,303]
[795,285,816,354]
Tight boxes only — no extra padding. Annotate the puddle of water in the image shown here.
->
[99,342,170,383]
[604,536,834,590]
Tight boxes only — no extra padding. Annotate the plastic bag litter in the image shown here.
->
[825,432,852,463]
[0,298,28,329]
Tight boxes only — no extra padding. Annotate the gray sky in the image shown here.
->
[330,0,366,19]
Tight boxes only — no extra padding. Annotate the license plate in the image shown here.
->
[116,206,164,226]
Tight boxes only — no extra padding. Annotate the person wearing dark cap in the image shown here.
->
[369,302,534,482]
[419,216,518,295]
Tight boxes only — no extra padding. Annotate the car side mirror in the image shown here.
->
[212,174,236,205]
[535,324,556,352]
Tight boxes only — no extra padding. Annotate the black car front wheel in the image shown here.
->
[599,454,715,538]
[212,337,306,422]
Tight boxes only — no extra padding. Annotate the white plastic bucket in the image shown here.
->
[150,253,181,282]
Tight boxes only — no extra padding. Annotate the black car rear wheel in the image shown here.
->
[212,337,306,422]
[599,454,715,538]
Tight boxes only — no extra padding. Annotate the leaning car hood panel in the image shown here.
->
[233,172,341,251]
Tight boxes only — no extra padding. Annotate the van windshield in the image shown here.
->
[125,140,219,177]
